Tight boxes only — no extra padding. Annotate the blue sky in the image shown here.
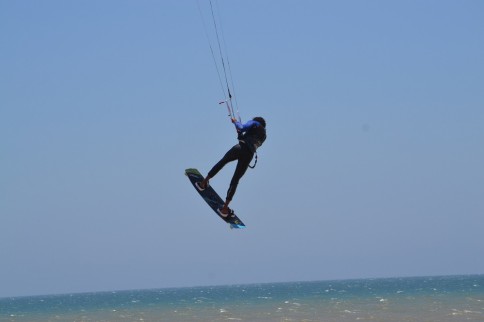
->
[1,0,483,298]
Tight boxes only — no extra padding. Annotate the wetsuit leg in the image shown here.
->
[207,144,241,179]
[226,144,253,201]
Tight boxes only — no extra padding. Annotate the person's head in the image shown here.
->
[253,117,266,128]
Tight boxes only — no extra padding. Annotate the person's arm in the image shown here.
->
[233,119,258,132]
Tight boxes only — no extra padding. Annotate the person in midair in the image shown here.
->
[196,116,267,217]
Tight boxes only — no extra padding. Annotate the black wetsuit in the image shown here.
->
[207,120,266,201]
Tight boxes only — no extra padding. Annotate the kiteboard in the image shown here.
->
[185,168,246,229]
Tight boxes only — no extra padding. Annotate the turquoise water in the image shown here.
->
[1,275,483,321]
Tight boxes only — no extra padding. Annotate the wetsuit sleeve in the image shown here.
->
[234,120,259,132]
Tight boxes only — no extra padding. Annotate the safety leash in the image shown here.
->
[249,152,258,169]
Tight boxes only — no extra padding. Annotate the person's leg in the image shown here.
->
[220,146,253,215]
[199,144,241,189]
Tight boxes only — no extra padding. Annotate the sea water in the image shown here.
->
[1,275,483,321]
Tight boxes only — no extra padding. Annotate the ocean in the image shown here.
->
[1,275,482,322]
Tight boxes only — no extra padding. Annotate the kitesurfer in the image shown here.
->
[196,117,267,217]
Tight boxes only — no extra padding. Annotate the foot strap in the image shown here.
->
[217,207,234,218]
[195,182,207,191]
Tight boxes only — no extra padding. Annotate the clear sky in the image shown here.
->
[1,0,483,298]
